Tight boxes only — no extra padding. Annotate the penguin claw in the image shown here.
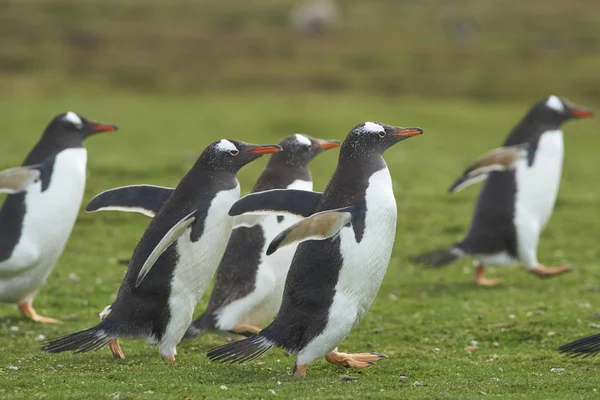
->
[371,352,388,359]
[367,361,376,365]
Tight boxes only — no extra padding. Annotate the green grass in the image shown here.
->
[0,93,600,399]
[2,0,600,99]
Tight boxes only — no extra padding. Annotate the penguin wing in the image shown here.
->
[229,189,322,218]
[135,211,197,287]
[0,164,42,194]
[448,145,528,194]
[266,206,353,255]
[86,185,174,217]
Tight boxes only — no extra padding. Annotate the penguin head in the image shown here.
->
[201,139,282,173]
[274,134,340,166]
[47,111,118,141]
[530,95,594,126]
[341,122,423,157]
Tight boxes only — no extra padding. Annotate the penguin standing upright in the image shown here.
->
[42,140,281,361]
[85,134,339,347]
[0,112,117,323]
[205,122,423,376]
[185,134,340,339]
[413,96,593,286]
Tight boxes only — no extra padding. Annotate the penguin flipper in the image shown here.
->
[449,145,528,194]
[86,185,174,217]
[0,165,42,194]
[266,206,353,255]
[135,211,196,287]
[229,189,322,218]
[448,171,490,193]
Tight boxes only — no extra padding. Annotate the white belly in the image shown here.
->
[514,130,563,267]
[0,148,87,303]
[298,168,397,364]
[160,184,240,354]
[217,179,313,329]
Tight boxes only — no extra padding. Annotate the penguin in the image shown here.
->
[42,139,281,361]
[205,122,423,376]
[184,134,340,340]
[84,134,339,352]
[0,112,117,323]
[559,332,600,358]
[412,96,593,286]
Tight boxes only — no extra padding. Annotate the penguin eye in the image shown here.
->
[377,131,386,138]
[229,149,239,156]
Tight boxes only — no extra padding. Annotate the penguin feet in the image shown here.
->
[325,351,386,369]
[229,323,262,337]
[293,364,308,377]
[108,339,126,359]
[18,302,60,324]
[529,264,572,278]
[474,264,503,287]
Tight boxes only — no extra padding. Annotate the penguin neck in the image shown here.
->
[23,130,85,166]
[504,117,561,147]
[322,153,387,206]
[180,162,238,195]
[252,158,311,193]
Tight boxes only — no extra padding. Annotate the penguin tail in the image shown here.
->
[41,322,116,354]
[206,333,275,364]
[411,246,465,267]
[558,333,600,358]
[182,313,212,341]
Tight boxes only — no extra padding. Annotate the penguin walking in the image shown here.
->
[185,134,340,339]
[0,112,117,323]
[85,134,339,351]
[412,96,593,286]
[42,140,281,361]
[206,122,423,376]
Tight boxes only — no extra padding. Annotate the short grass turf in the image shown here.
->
[0,93,599,399]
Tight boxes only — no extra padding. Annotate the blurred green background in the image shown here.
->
[2,0,600,100]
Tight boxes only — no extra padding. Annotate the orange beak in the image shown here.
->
[317,140,341,149]
[91,123,118,133]
[569,108,594,118]
[247,145,282,155]
[394,127,424,137]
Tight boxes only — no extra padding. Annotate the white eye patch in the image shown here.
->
[215,139,238,152]
[295,134,311,146]
[361,121,385,133]
[63,111,83,128]
[545,95,565,113]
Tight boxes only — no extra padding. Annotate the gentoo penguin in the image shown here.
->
[42,140,281,361]
[85,134,339,347]
[206,122,423,376]
[0,112,117,323]
[412,96,593,286]
[559,332,600,357]
[184,134,340,339]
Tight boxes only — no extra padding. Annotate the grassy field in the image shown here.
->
[2,0,600,99]
[0,93,599,399]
